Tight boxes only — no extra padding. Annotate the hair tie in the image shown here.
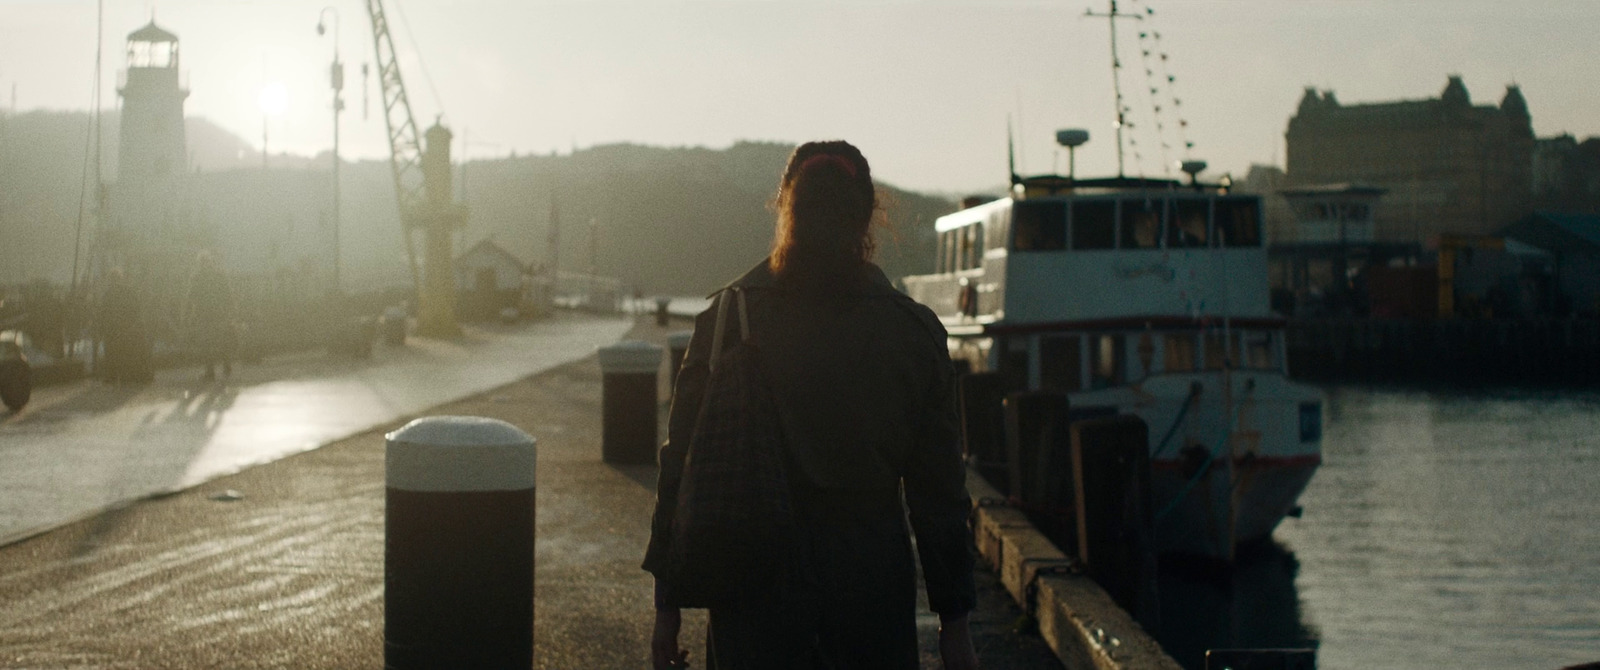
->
[800,153,858,179]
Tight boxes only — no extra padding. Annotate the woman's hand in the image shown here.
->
[938,612,979,670]
[651,608,689,669]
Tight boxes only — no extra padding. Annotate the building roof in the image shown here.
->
[128,21,178,43]
[1500,212,1600,254]
[455,239,529,272]
[1288,76,1530,134]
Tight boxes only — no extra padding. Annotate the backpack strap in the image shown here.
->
[708,289,731,374]
[707,287,752,374]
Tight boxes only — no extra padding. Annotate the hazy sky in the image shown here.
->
[3,0,1597,194]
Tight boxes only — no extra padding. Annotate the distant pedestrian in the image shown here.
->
[185,252,235,382]
[644,141,978,669]
[98,268,151,384]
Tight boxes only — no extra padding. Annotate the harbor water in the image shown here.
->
[1158,385,1600,668]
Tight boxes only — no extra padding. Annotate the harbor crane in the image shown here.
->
[364,0,464,336]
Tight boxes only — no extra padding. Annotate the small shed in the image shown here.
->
[1500,212,1600,316]
[454,240,530,320]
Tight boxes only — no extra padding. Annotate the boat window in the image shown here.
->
[936,231,948,273]
[1168,199,1209,248]
[1216,198,1261,248]
[1040,335,1084,392]
[1203,331,1239,370]
[1164,333,1197,372]
[957,227,972,270]
[966,224,985,270]
[1090,334,1125,389]
[1071,200,1116,250]
[1119,199,1162,249]
[944,230,960,272]
[1012,201,1066,251]
[1242,331,1275,370]
[986,209,1011,252]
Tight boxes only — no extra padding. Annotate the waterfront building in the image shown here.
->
[1532,134,1600,213]
[1285,76,1535,243]
[1500,212,1600,317]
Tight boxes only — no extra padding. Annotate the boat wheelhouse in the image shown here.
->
[903,177,1324,560]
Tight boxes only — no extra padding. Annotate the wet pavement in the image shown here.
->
[0,315,1061,669]
[0,313,633,546]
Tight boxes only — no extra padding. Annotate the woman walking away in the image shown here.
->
[185,251,235,382]
[644,141,978,669]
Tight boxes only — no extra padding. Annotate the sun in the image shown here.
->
[258,82,288,117]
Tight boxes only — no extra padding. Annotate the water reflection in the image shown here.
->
[1155,542,1318,669]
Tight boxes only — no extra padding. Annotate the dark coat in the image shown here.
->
[643,260,976,667]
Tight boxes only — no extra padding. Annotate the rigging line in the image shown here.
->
[1141,4,1193,158]
[1130,1,1172,177]
[71,0,105,297]
[389,0,446,122]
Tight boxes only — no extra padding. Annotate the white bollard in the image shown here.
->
[385,416,537,669]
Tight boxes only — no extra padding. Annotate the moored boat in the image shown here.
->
[902,172,1324,560]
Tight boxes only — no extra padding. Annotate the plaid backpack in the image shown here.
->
[668,287,800,608]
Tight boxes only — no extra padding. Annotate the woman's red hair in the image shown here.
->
[769,141,879,287]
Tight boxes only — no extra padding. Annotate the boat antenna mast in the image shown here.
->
[1007,116,1020,187]
[1084,0,1141,178]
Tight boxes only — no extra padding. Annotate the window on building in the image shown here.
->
[1072,200,1116,250]
[1120,199,1162,249]
[1012,201,1066,251]
[1169,199,1209,248]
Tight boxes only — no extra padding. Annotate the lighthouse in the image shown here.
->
[117,21,188,191]
[106,20,194,322]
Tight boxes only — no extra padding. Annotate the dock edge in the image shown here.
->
[967,468,1182,670]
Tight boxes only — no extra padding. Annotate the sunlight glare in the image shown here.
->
[258,82,288,117]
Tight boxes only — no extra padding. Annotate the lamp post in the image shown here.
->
[318,7,344,295]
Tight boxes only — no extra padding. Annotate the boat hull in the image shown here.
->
[1065,371,1323,561]
[1150,453,1320,559]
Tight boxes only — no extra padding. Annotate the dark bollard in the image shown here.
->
[959,372,1008,491]
[599,340,663,465]
[1002,391,1076,553]
[1205,648,1316,670]
[0,333,31,411]
[666,331,692,395]
[385,416,538,669]
[654,297,672,327]
[1070,415,1158,632]
[0,354,30,412]
[1003,390,1071,503]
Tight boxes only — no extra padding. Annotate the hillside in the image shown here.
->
[1,111,959,296]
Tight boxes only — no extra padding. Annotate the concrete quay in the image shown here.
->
[967,473,1183,670]
[0,313,635,547]
[0,316,1064,669]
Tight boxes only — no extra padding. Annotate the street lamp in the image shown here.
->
[318,6,344,295]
